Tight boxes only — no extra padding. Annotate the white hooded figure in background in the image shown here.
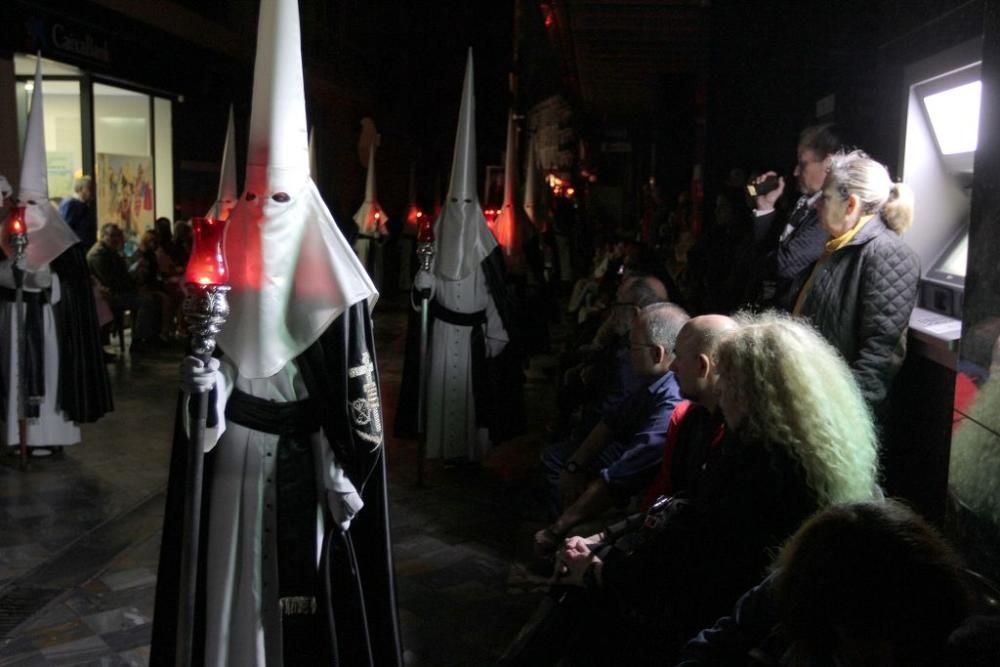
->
[353,138,389,291]
[206,104,238,221]
[1,59,92,455]
[151,1,402,664]
[411,49,511,462]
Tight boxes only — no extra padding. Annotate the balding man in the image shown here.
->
[640,314,738,506]
[537,302,688,554]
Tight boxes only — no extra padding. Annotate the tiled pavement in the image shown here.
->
[0,293,559,666]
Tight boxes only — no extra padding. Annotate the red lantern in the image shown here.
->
[416,211,435,243]
[5,206,26,236]
[185,216,229,286]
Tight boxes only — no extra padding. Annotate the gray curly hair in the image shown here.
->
[715,311,880,506]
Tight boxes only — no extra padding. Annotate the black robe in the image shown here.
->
[394,245,526,445]
[150,300,402,666]
[51,244,114,422]
[0,242,112,423]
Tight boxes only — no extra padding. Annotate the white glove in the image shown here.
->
[180,356,220,394]
[413,269,435,291]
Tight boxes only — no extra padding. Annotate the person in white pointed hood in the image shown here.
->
[495,109,553,355]
[1,59,112,457]
[151,1,402,665]
[206,105,239,221]
[399,49,520,462]
[353,139,389,290]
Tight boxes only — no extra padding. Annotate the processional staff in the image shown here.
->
[5,206,29,470]
[175,215,230,666]
[416,213,435,487]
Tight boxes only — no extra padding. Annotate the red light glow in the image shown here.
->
[185,216,230,286]
[416,213,435,243]
[541,3,555,28]
[5,206,26,236]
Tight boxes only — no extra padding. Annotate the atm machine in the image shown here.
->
[888,38,984,522]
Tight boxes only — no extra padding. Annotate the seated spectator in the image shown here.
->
[639,314,738,508]
[131,229,183,342]
[504,313,880,665]
[87,223,160,352]
[678,500,1000,666]
[172,219,192,268]
[551,274,667,442]
[535,302,686,556]
[152,225,184,339]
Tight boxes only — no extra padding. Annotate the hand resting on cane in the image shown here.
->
[180,356,220,395]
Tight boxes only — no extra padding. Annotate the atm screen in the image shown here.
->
[936,231,968,278]
[926,225,968,287]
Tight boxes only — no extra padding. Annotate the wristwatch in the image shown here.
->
[564,460,583,474]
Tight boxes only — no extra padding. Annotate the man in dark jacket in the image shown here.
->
[58,176,97,250]
[745,124,841,310]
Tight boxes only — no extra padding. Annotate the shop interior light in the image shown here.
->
[923,80,981,155]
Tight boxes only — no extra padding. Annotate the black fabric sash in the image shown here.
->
[224,388,319,436]
[429,300,489,428]
[429,299,486,327]
[224,387,329,663]
[0,285,47,418]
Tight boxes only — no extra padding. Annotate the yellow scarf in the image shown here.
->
[793,214,875,316]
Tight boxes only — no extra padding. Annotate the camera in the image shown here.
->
[746,174,779,198]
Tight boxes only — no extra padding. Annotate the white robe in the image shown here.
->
[423,266,508,460]
[0,262,80,448]
[199,358,362,666]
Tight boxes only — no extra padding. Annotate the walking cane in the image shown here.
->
[415,216,435,487]
[6,207,29,470]
[175,216,230,666]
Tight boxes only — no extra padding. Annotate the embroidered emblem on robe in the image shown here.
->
[349,351,383,448]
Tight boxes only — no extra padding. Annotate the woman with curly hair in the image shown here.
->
[501,313,880,665]
[715,311,880,506]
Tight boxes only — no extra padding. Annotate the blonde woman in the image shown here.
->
[792,150,920,407]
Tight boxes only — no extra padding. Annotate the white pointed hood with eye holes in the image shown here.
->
[217,0,376,380]
[353,141,388,236]
[10,58,79,270]
[206,105,238,220]
[433,48,497,281]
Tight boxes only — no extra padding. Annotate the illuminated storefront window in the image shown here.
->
[13,53,174,238]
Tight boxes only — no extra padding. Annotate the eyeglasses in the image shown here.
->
[626,339,660,351]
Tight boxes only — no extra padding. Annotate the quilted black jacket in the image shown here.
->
[795,215,920,405]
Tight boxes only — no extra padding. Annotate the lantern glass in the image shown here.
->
[416,213,434,243]
[185,216,229,285]
[6,206,26,236]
